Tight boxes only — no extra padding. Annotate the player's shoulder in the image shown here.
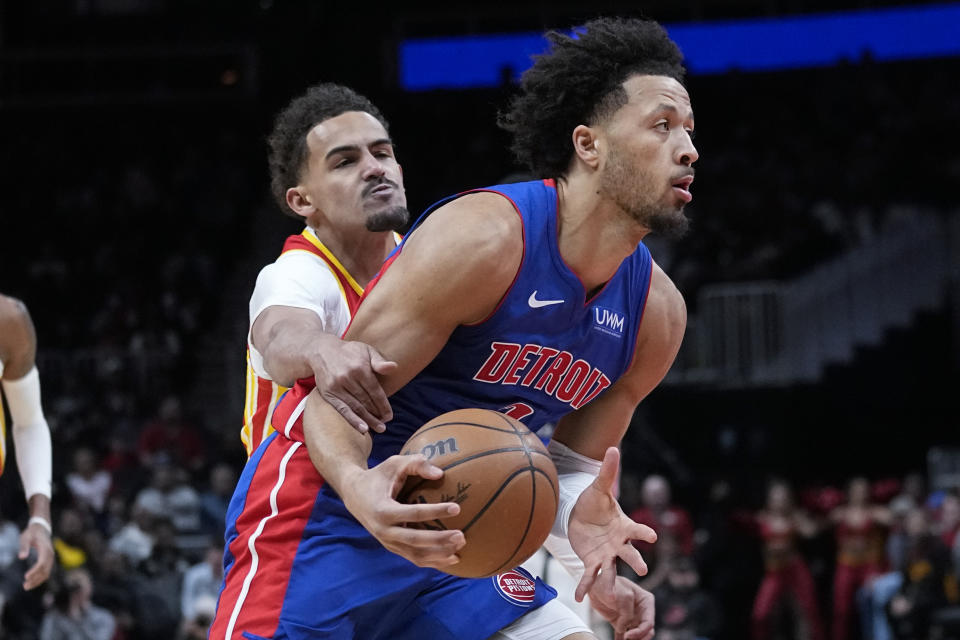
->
[257,249,339,288]
[410,190,523,261]
[0,294,31,328]
[638,260,686,347]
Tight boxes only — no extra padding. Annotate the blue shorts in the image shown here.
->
[210,433,557,640]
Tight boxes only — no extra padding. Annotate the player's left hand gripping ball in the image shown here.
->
[568,447,656,603]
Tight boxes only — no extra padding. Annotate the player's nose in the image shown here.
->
[677,134,698,167]
[360,151,386,179]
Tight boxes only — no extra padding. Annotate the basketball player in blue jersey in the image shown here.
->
[0,294,54,593]
[213,16,695,640]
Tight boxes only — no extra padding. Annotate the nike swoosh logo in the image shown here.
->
[528,291,565,308]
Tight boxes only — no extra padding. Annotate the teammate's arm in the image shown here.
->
[0,295,54,590]
[252,305,395,432]
[302,192,524,569]
[547,263,686,603]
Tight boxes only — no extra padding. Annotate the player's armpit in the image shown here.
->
[551,261,685,459]
[342,191,524,396]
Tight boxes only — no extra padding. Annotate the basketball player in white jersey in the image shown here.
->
[241,83,407,457]
[0,293,54,591]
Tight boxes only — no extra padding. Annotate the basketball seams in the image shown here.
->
[400,448,553,496]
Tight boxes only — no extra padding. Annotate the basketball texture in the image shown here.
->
[398,408,559,578]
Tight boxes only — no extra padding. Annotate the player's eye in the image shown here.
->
[655,120,670,132]
[334,158,353,168]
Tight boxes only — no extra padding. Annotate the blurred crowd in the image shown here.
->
[0,398,237,639]
[616,471,960,640]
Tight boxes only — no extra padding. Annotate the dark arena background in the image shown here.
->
[1,1,959,639]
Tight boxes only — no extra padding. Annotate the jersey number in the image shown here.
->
[500,402,535,422]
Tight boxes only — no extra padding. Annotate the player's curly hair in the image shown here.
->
[267,83,390,215]
[498,17,685,179]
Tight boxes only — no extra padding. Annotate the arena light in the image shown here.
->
[399,3,960,90]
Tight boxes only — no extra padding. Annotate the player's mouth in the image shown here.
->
[671,174,694,203]
[364,180,398,199]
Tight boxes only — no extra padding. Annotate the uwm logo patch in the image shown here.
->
[592,306,626,338]
[493,569,537,606]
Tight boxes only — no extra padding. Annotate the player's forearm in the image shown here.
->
[261,321,339,387]
[302,389,372,495]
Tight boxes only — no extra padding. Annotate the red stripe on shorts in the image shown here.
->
[209,438,322,639]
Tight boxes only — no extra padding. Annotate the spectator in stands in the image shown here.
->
[935,491,960,550]
[830,476,892,640]
[39,567,115,640]
[181,538,223,623]
[653,554,722,640]
[198,462,236,537]
[137,396,205,470]
[751,479,824,640]
[108,503,154,566]
[630,474,694,574]
[885,508,958,640]
[52,508,88,571]
[133,458,201,549]
[65,447,112,519]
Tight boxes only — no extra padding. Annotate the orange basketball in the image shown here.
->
[398,408,559,578]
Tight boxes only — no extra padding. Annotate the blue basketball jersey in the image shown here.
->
[370,179,653,462]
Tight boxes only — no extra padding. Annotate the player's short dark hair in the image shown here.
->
[267,83,390,215]
[498,17,686,179]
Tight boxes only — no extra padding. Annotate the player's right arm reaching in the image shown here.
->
[302,191,523,566]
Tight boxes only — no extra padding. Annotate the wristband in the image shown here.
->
[28,516,52,534]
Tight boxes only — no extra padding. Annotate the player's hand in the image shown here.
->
[568,447,656,602]
[19,520,54,590]
[340,453,465,568]
[312,340,397,434]
[589,576,655,640]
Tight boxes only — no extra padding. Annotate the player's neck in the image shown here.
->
[309,225,395,287]
[555,175,649,292]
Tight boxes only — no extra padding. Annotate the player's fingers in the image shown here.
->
[386,527,465,564]
[23,544,53,591]
[369,348,399,376]
[396,454,444,481]
[353,371,393,427]
[18,532,30,559]
[326,377,386,431]
[323,394,370,434]
[390,500,461,524]
[618,541,649,577]
[593,447,620,494]
[625,520,657,545]
[596,557,617,601]
[574,561,602,602]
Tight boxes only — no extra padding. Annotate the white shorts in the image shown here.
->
[488,598,593,640]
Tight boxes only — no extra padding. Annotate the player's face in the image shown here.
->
[598,74,698,237]
[302,111,408,232]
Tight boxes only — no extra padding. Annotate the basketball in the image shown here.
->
[398,408,559,578]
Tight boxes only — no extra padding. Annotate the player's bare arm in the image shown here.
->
[303,191,524,568]
[548,262,685,613]
[0,295,37,379]
[0,295,54,590]
[252,304,396,431]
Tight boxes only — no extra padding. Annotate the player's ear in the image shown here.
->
[572,125,602,169]
[285,187,316,219]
